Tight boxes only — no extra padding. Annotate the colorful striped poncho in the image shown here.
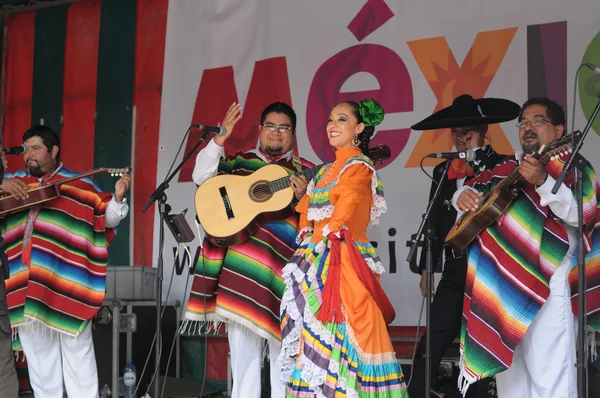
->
[458,153,600,392]
[0,167,117,350]
[182,150,314,343]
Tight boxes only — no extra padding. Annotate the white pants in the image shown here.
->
[228,321,285,398]
[496,258,577,398]
[19,322,98,398]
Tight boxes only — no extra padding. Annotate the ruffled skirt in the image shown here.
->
[279,236,409,398]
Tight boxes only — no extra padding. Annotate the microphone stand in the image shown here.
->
[142,129,210,398]
[407,159,451,397]
[551,93,600,398]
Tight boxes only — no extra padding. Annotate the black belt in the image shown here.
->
[444,246,465,259]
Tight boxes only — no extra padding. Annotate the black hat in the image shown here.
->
[411,94,521,131]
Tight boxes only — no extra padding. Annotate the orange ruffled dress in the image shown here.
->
[278,147,408,397]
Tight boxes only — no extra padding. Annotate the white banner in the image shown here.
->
[155,0,600,326]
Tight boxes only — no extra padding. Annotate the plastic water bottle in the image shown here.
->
[123,359,137,398]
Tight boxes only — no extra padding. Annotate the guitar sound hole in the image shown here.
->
[249,181,272,203]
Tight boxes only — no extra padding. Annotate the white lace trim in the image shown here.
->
[279,260,307,383]
[306,178,316,197]
[298,354,328,397]
[306,159,387,226]
[322,224,383,275]
[294,299,338,397]
[315,240,327,254]
[284,303,396,396]
[343,309,397,365]
[370,189,388,226]
[296,227,314,245]
[307,205,334,222]
[320,224,348,238]
[365,256,385,275]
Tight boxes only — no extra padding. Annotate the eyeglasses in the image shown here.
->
[516,118,553,129]
[261,123,292,133]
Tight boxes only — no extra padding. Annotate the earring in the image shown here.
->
[352,135,360,148]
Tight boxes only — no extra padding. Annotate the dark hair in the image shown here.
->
[22,125,61,161]
[519,97,566,127]
[260,102,297,132]
[340,101,375,159]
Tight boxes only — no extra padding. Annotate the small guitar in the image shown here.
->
[444,131,580,252]
[0,167,131,217]
[196,145,391,247]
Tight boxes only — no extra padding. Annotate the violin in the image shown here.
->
[0,167,130,217]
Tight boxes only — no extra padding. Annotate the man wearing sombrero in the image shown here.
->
[408,94,520,397]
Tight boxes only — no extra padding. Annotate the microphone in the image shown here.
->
[192,124,227,136]
[585,63,600,74]
[2,144,28,155]
[426,149,475,162]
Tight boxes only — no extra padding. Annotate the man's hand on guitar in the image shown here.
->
[290,175,308,201]
[519,154,548,186]
[114,173,131,202]
[1,178,31,199]
[457,190,483,212]
[214,102,242,147]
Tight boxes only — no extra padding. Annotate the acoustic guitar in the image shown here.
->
[0,167,131,217]
[195,145,391,247]
[445,131,580,253]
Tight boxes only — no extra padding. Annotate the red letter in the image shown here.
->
[306,44,413,168]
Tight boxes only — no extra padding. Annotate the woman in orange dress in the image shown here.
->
[279,99,408,397]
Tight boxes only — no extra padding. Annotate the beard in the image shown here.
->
[521,130,541,153]
[27,163,45,178]
[264,145,283,156]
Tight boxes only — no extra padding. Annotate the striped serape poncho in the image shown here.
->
[0,167,117,350]
[183,150,314,344]
[458,153,600,392]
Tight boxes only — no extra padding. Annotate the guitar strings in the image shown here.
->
[205,175,311,205]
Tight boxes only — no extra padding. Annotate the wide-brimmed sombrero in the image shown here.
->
[411,94,521,131]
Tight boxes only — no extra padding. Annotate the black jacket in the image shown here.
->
[417,147,506,273]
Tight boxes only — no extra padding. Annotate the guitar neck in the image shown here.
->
[52,167,130,186]
[266,144,391,193]
[268,163,327,193]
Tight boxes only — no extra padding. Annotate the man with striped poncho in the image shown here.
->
[183,102,314,398]
[0,125,131,398]
[453,97,600,398]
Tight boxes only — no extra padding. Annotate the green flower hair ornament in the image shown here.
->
[359,99,385,127]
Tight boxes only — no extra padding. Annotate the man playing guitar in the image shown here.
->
[182,102,314,398]
[452,97,600,398]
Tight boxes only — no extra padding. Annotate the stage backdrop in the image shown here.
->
[154,0,600,327]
